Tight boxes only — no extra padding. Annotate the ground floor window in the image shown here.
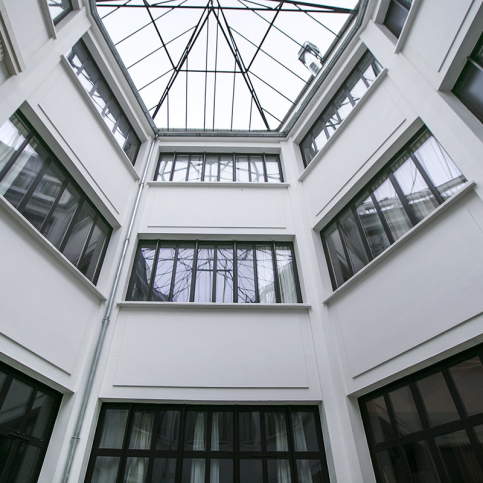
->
[86,404,330,483]
[0,361,62,483]
[360,343,483,483]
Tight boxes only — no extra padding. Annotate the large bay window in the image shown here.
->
[85,404,330,483]
[127,241,302,303]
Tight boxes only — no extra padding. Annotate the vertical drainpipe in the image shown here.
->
[61,136,157,483]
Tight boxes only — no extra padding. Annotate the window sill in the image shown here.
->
[323,180,476,304]
[298,68,388,183]
[147,181,290,188]
[60,56,140,181]
[0,195,108,301]
[118,301,311,311]
[394,0,423,54]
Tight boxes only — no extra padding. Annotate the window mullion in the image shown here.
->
[369,191,396,245]
[170,153,177,181]
[336,220,355,278]
[39,179,69,234]
[351,205,373,262]
[16,157,53,213]
[77,213,98,269]
[190,240,199,302]
[185,154,191,181]
[0,133,34,182]
[234,406,240,483]
[212,244,218,303]
[201,152,206,181]
[233,241,238,303]
[388,172,419,226]
[59,198,86,253]
[169,245,179,301]
[271,242,281,303]
[175,406,187,483]
[147,241,161,301]
[248,155,252,182]
[262,153,268,182]
[252,244,260,303]
[407,150,445,205]
[278,155,284,182]
[233,153,236,182]
[117,404,135,483]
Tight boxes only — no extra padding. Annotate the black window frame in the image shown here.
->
[0,360,62,483]
[66,40,141,165]
[360,343,483,483]
[126,240,302,304]
[85,403,330,483]
[383,0,412,39]
[0,111,112,284]
[321,127,467,290]
[155,153,284,183]
[299,51,383,167]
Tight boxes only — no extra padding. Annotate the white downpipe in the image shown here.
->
[61,137,157,483]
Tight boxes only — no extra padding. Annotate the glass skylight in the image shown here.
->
[93,0,358,133]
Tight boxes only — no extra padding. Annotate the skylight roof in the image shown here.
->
[93,0,359,133]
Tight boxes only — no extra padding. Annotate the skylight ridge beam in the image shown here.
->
[212,0,270,129]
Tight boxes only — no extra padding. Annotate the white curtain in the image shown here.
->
[190,413,206,483]
[292,413,307,452]
[210,413,220,483]
[276,460,292,483]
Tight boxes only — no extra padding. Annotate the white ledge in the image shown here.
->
[298,68,388,183]
[147,181,290,189]
[0,195,108,301]
[323,181,476,304]
[118,301,311,311]
[61,56,140,181]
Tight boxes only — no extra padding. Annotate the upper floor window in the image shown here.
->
[453,32,483,125]
[47,0,73,25]
[360,344,483,483]
[383,0,412,38]
[67,41,141,165]
[300,52,382,167]
[156,153,283,183]
[321,128,467,289]
[127,241,302,303]
[0,112,112,284]
[85,404,330,483]
[0,361,62,483]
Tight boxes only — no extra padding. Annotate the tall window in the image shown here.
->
[360,344,483,483]
[453,32,483,124]
[0,112,112,284]
[156,153,283,183]
[321,128,467,289]
[300,52,382,167]
[85,404,330,483]
[383,0,412,38]
[127,241,302,304]
[67,41,141,165]
[47,0,73,25]
[0,361,62,483]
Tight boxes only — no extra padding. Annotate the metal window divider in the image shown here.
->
[321,233,338,291]
[290,244,303,303]
[277,155,284,182]
[92,230,110,285]
[201,152,207,181]
[351,204,373,262]
[169,244,180,301]
[0,133,34,182]
[262,153,268,183]
[76,213,100,270]
[388,172,419,227]
[335,219,355,278]
[212,243,218,303]
[369,191,396,245]
[232,152,236,182]
[189,240,199,302]
[58,198,86,253]
[252,244,260,303]
[147,241,161,301]
[233,241,238,303]
[185,154,191,181]
[170,152,177,181]
[271,242,281,303]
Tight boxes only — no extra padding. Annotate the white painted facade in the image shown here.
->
[0,0,482,482]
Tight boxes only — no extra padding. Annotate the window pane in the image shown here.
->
[292,412,319,451]
[384,0,410,38]
[156,410,180,450]
[250,156,264,182]
[124,131,140,164]
[0,372,6,392]
[42,181,81,249]
[113,117,129,147]
[392,155,439,222]
[211,411,233,451]
[239,411,261,451]
[435,430,483,483]
[124,457,149,483]
[24,391,56,439]
[365,396,395,444]
[204,155,219,182]
[99,409,129,449]
[210,459,233,483]
[78,219,110,281]
[128,244,157,301]
[216,247,234,303]
[373,177,413,240]
[157,155,174,181]
[376,448,407,483]
[0,115,29,172]
[195,246,214,302]
[324,105,340,136]
[0,436,14,479]
[275,245,298,303]
[412,135,466,200]
[267,460,292,483]
[348,71,368,103]
[129,410,155,449]
[324,224,351,288]
[333,89,353,122]
[172,156,189,181]
[219,155,233,181]
[62,202,96,267]
[184,411,206,451]
[256,245,276,303]
[172,247,194,302]
[355,193,391,257]
[48,0,72,24]
[339,209,370,274]
[300,135,317,166]
[104,101,121,132]
[152,247,175,301]
[236,156,250,182]
[91,456,120,483]
[297,460,324,483]
[265,155,281,182]
[237,247,256,303]
[0,379,33,430]
[449,357,483,416]
[454,63,483,123]
[389,386,422,436]
[152,458,177,483]
[92,81,110,114]
[182,459,205,483]
[416,372,459,427]
[8,443,40,483]
[314,120,328,152]
[404,440,441,483]
[240,460,263,483]
[188,155,203,181]
[265,412,288,451]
